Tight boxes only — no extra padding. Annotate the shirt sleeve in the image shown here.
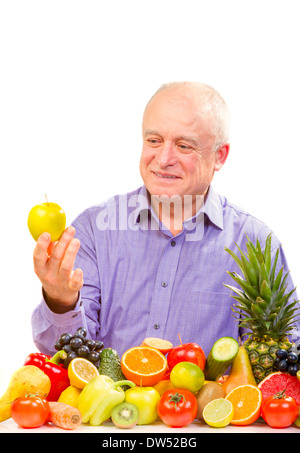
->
[31,209,102,356]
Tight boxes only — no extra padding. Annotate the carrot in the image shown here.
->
[48,402,82,430]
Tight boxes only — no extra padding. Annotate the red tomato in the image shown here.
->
[11,395,50,428]
[261,390,299,429]
[157,388,198,428]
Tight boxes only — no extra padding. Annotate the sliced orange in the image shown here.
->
[141,337,173,355]
[68,357,99,389]
[121,346,168,386]
[225,384,262,426]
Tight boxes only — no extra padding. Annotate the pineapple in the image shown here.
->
[224,234,300,384]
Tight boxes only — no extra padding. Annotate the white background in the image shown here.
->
[0,0,299,392]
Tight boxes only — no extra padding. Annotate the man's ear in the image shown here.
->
[214,143,230,171]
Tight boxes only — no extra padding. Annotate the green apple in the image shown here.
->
[124,386,160,425]
[28,200,66,242]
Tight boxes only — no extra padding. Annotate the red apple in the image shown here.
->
[167,342,206,371]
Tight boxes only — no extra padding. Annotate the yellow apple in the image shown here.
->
[124,386,160,425]
[28,200,66,242]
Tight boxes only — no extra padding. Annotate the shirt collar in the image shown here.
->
[134,184,224,231]
[201,185,224,230]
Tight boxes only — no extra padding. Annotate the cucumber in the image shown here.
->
[204,337,239,381]
[98,348,130,391]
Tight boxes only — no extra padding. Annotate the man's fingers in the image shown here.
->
[33,232,51,275]
[69,268,83,291]
[59,238,81,277]
[46,226,76,274]
[47,241,57,256]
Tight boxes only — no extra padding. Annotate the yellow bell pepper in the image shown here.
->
[77,375,136,425]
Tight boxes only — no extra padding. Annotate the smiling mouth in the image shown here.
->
[153,171,181,179]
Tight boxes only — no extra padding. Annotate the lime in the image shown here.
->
[58,385,82,407]
[203,398,234,428]
[170,361,204,394]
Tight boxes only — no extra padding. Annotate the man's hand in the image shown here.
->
[33,226,83,313]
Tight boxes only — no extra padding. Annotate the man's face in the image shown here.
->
[139,88,228,201]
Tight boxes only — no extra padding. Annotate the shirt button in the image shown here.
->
[161,281,168,288]
[154,323,160,330]
[171,240,176,247]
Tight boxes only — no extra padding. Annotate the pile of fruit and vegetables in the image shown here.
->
[2,220,300,430]
[1,329,300,431]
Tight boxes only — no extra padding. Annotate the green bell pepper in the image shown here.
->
[77,374,136,425]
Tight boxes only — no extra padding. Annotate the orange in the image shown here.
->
[68,357,99,389]
[154,379,174,396]
[121,346,168,386]
[225,384,262,426]
[141,337,173,355]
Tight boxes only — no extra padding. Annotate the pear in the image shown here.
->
[221,346,257,395]
[0,365,51,422]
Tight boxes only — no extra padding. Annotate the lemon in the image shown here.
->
[202,398,234,428]
[297,370,300,382]
[68,357,99,389]
[58,385,82,407]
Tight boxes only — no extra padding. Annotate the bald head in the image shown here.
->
[144,81,230,151]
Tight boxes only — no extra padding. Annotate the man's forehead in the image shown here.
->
[142,107,213,138]
[144,87,211,123]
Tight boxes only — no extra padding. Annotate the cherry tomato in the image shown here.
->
[157,388,197,428]
[261,390,299,429]
[11,395,50,428]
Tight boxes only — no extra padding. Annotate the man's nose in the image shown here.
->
[157,141,178,167]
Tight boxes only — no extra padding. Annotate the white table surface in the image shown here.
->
[0,416,299,434]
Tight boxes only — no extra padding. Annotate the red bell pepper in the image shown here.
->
[24,351,70,401]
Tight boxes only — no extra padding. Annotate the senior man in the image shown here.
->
[31,81,298,358]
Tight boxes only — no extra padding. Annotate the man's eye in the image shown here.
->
[147,138,160,144]
[178,144,192,152]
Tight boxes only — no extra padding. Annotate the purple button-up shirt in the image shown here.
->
[32,185,299,358]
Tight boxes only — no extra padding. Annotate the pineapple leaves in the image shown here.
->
[260,280,272,303]
[246,240,261,278]
[224,245,258,287]
[270,248,279,287]
[279,271,290,292]
[263,233,272,275]
[272,266,284,293]
[226,271,259,299]
[224,233,300,339]
[255,237,264,264]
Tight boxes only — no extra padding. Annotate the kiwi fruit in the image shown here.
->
[196,381,226,419]
[111,402,139,429]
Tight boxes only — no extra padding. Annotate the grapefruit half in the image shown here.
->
[258,372,300,405]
